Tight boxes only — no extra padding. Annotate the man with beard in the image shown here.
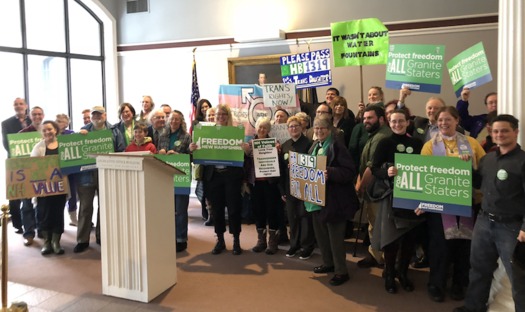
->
[74,106,125,253]
[355,105,392,268]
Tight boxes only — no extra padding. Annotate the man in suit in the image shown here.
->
[1,98,31,235]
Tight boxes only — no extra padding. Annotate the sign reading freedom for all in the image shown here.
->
[7,132,42,158]
[289,151,326,206]
[6,155,69,200]
[393,154,472,217]
[218,84,300,139]
[280,49,332,88]
[192,125,245,167]
[253,138,280,178]
[57,130,114,174]
[331,18,389,67]
[385,44,445,93]
[155,154,191,195]
[262,83,296,108]
[447,42,492,98]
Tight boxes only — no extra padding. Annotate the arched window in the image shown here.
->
[0,0,117,199]
[0,0,117,130]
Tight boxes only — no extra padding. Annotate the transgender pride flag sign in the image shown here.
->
[218,84,300,140]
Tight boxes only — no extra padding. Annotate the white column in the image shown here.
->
[498,0,525,144]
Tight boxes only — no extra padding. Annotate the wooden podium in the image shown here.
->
[95,153,184,302]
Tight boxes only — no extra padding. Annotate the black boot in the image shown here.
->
[385,268,398,294]
[265,230,279,255]
[40,231,53,255]
[252,228,267,253]
[397,259,414,292]
[51,233,65,255]
[212,234,226,255]
[232,234,242,255]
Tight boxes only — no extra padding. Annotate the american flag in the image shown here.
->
[189,59,200,134]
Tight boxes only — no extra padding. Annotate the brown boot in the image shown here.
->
[265,230,279,255]
[252,228,267,253]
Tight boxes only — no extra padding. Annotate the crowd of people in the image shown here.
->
[2,85,524,311]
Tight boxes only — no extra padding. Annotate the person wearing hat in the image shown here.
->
[73,105,125,253]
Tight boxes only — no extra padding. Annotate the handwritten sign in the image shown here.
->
[289,151,326,205]
[385,44,445,93]
[331,18,389,67]
[280,49,332,89]
[6,155,69,200]
[7,132,42,158]
[253,138,280,178]
[269,123,291,145]
[393,153,472,217]
[262,83,296,108]
[447,42,492,98]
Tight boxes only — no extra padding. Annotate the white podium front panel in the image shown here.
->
[97,155,177,302]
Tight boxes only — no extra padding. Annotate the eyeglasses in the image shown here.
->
[155,116,165,119]
[313,127,328,131]
[316,111,330,115]
[216,113,228,117]
[288,125,300,129]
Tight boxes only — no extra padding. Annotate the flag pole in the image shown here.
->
[359,65,364,103]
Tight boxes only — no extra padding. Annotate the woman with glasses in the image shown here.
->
[307,114,359,286]
[370,109,424,294]
[279,116,314,259]
[190,104,244,255]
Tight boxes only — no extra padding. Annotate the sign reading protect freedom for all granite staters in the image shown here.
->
[192,125,245,167]
[57,130,115,174]
[155,154,191,195]
[385,44,445,93]
[447,42,492,98]
[392,154,472,217]
[280,49,332,89]
[7,132,42,158]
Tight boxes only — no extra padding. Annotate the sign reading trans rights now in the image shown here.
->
[192,125,245,167]
[392,154,472,217]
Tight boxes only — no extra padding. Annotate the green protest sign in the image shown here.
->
[192,125,244,167]
[57,130,114,174]
[155,154,191,195]
[392,153,472,217]
[385,44,445,93]
[6,155,69,200]
[7,132,42,158]
[447,42,492,98]
[289,151,326,205]
[331,18,389,67]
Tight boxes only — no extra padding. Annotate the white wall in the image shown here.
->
[102,0,498,45]
[117,24,498,123]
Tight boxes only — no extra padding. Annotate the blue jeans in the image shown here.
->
[175,194,189,243]
[464,214,524,312]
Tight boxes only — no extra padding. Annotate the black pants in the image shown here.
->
[207,168,243,236]
[37,194,67,234]
[427,213,470,290]
[250,180,281,230]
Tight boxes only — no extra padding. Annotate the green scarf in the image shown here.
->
[304,134,332,212]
